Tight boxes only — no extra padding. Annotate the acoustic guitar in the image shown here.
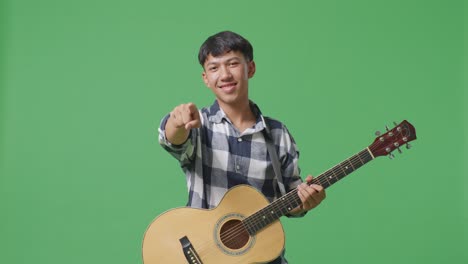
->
[142,120,416,263]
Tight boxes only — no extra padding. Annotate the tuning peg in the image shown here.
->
[375,131,381,136]
[406,143,412,149]
[385,125,390,131]
[393,121,398,126]
[389,153,395,159]
[397,147,402,154]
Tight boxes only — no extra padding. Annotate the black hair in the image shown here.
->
[198,31,254,66]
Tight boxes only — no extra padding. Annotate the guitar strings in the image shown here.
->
[159,130,404,261]
[210,151,369,252]
[206,149,372,251]
[217,147,375,248]
[192,137,395,260]
[195,177,326,259]
[196,167,343,257]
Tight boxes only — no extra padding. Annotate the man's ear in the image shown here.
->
[202,71,209,87]
[248,61,256,78]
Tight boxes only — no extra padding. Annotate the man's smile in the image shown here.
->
[218,82,237,93]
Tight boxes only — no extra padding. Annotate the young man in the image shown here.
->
[158,31,326,264]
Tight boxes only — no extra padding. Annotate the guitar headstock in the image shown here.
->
[369,120,417,158]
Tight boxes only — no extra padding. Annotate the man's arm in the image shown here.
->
[165,103,201,145]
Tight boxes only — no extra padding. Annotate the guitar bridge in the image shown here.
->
[179,236,203,264]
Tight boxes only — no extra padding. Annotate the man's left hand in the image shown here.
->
[297,175,326,211]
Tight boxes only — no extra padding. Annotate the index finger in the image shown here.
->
[186,103,198,114]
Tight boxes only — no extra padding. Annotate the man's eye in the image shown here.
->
[209,67,218,71]
[229,62,239,67]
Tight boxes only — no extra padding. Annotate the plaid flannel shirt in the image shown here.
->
[158,100,303,209]
[158,100,303,264]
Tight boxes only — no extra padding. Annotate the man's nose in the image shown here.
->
[220,66,233,80]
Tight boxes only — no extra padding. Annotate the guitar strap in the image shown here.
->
[262,123,287,196]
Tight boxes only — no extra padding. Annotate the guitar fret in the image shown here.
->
[325,171,338,185]
[284,196,294,211]
[320,174,331,186]
[278,197,292,214]
[314,175,328,188]
[346,159,355,170]
[356,152,365,164]
[332,166,343,180]
[338,163,347,176]
[342,160,354,175]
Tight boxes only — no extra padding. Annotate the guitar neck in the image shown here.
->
[243,148,375,235]
[311,147,375,189]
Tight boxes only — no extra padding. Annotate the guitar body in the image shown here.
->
[142,185,285,264]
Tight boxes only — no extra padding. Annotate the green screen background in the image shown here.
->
[1,0,465,263]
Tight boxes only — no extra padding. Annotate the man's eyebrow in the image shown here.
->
[226,56,241,61]
[206,56,242,65]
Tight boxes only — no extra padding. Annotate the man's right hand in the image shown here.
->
[169,103,201,130]
[165,103,201,145]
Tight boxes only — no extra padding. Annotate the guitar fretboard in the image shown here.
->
[242,148,374,235]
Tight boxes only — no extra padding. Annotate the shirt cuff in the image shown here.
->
[158,114,192,150]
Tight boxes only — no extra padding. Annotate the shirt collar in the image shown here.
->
[207,100,268,132]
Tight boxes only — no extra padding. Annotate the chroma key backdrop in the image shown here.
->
[0,0,465,264]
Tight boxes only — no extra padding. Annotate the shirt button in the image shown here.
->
[236,165,240,170]
[237,138,242,142]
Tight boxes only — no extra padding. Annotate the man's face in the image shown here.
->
[202,50,256,107]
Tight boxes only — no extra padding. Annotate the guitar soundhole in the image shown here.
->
[219,219,250,250]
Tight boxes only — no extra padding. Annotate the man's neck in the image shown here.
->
[218,100,256,133]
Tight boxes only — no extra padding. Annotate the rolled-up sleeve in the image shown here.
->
[158,114,196,168]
